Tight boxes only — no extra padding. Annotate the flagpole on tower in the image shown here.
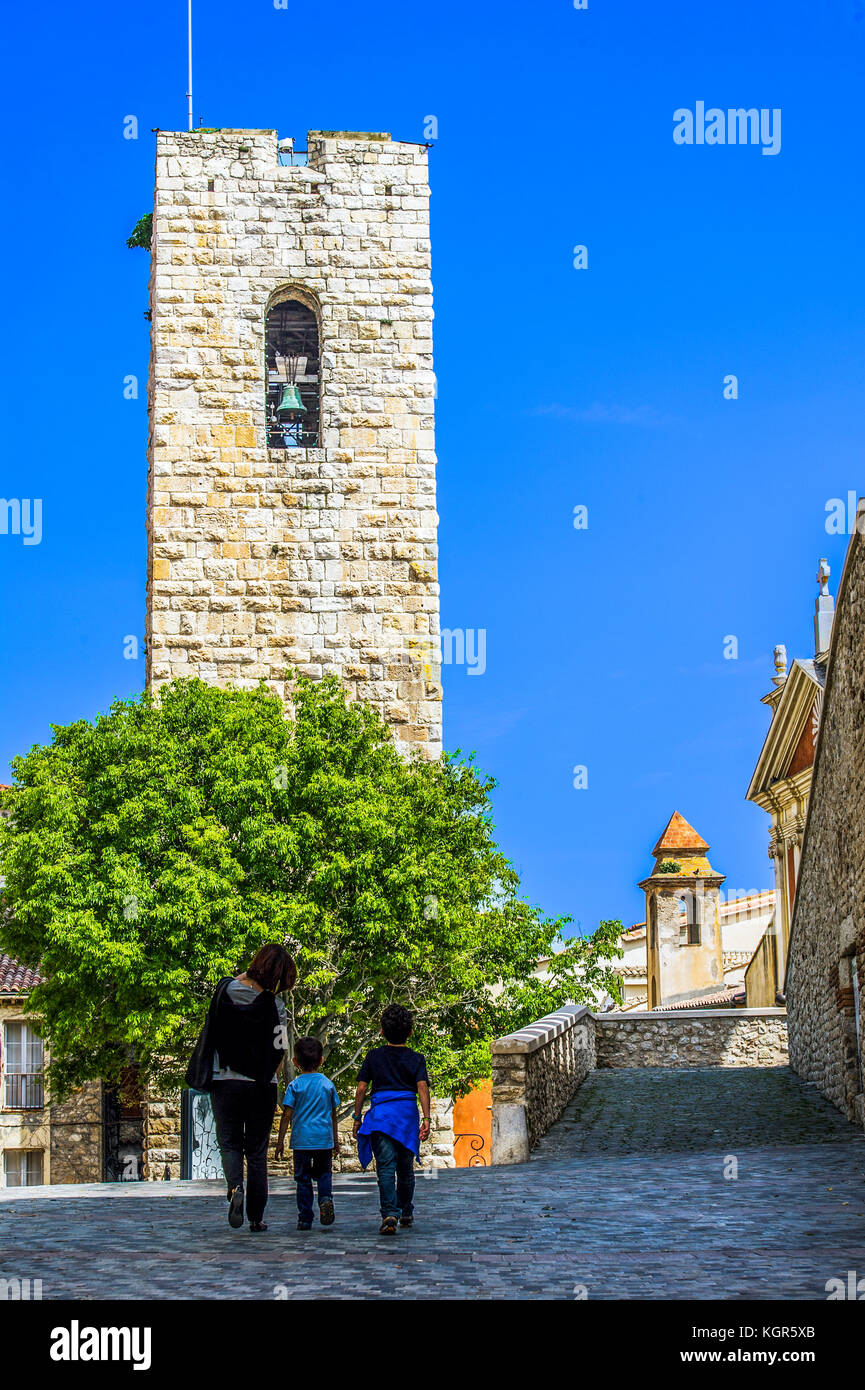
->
[186,0,193,131]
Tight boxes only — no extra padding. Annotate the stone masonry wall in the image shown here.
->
[146,129,441,757]
[326,1098,454,1174]
[142,1091,182,1179]
[142,1090,454,1180]
[787,522,865,1128]
[594,1010,789,1069]
[48,1082,104,1184]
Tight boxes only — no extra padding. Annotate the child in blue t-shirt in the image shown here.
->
[274,1036,340,1230]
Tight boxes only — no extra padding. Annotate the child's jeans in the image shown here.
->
[293,1149,333,1224]
[370,1132,415,1220]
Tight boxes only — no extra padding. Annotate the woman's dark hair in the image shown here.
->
[380,1003,413,1044]
[245,944,297,994]
[294,1036,323,1071]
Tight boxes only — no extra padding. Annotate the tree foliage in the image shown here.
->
[126,213,152,251]
[656,859,682,874]
[0,677,623,1099]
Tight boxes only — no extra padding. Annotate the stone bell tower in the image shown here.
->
[145,129,441,756]
[639,812,726,1009]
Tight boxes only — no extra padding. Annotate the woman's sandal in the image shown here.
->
[227,1184,245,1229]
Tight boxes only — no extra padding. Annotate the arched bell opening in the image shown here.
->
[265,296,320,449]
[679,892,701,946]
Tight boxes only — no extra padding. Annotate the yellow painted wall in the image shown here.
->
[745,925,779,1007]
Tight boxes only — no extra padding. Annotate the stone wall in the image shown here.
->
[146,128,441,758]
[268,1097,454,1176]
[142,1089,455,1180]
[786,522,865,1128]
[594,1009,788,1068]
[48,1082,104,1184]
[491,1006,597,1164]
[339,1097,454,1173]
[142,1091,182,1180]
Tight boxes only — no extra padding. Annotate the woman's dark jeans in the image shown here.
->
[210,1081,277,1224]
[370,1131,415,1220]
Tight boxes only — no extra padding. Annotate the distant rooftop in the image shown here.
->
[0,952,42,996]
[652,811,710,857]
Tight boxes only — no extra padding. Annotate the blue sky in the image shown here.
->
[1,0,863,937]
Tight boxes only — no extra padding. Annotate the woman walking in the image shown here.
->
[204,944,297,1232]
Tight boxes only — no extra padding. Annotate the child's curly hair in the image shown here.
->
[380,1004,413,1044]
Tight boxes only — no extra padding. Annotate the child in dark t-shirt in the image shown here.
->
[357,1041,428,1094]
[352,1004,431,1235]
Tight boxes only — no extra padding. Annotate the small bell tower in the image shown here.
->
[639,812,726,1009]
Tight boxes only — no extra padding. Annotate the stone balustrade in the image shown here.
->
[491,1005,596,1164]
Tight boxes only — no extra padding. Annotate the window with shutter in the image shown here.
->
[2,1021,44,1108]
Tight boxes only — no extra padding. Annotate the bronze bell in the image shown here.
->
[276,384,306,417]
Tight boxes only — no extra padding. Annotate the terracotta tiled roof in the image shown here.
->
[653,986,746,1011]
[652,811,710,857]
[720,890,775,916]
[619,994,648,1011]
[0,952,42,995]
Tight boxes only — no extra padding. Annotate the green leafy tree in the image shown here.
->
[0,677,623,1100]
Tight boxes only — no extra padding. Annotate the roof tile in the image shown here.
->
[653,986,745,1011]
[0,952,42,995]
[652,811,710,857]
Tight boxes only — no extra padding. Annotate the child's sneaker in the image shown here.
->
[379,1216,398,1235]
[399,1215,414,1228]
[297,1219,312,1231]
[319,1199,335,1226]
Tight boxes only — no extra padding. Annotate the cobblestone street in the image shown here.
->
[2,1067,863,1300]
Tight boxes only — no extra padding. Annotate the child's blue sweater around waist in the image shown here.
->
[356,1088,420,1168]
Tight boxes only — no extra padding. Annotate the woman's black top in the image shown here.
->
[211,979,285,1084]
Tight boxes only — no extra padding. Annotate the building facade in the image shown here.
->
[0,954,49,1186]
[145,128,441,757]
[785,527,865,1127]
[744,562,834,1005]
[0,953,134,1187]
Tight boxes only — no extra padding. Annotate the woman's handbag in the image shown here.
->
[184,977,232,1092]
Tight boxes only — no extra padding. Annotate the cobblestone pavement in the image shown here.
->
[534,1066,862,1158]
[1,1067,863,1300]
